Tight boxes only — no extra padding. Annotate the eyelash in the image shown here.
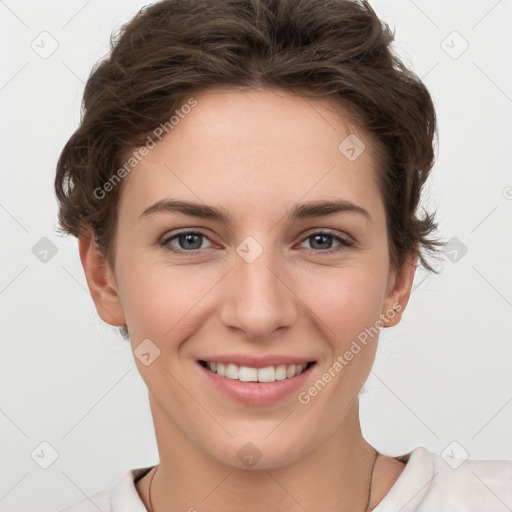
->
[159,229,353,256]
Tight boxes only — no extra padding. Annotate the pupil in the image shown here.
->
[312,234,332,250]
[181,233,202,250]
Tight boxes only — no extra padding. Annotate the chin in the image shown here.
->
[206,433,313,471]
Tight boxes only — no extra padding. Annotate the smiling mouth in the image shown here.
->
[199,360,316,383]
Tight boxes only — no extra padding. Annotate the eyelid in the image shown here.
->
[300,227,353,243]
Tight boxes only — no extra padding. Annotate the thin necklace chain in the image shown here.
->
[147,448,378,512]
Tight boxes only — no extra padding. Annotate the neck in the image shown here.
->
[141,396,380,512]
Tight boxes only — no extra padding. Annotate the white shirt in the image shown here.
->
[57,446,512,511]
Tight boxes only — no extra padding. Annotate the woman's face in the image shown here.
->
[90,88,414,469]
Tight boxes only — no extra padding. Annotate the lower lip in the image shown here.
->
[198,362,315,406]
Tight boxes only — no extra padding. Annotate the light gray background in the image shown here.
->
[1,1,511,511]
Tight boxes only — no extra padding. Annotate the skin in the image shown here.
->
[79,88,417,511]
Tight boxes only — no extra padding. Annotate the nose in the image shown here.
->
[219,248,299,341]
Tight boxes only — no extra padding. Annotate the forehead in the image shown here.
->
[118,88,385,224]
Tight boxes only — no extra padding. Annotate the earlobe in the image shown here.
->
[78,226,126,327]
[381,251,418,328]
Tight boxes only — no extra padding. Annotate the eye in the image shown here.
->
[160,230,213,254]
[298,230,353,253]
[159,229,353,256]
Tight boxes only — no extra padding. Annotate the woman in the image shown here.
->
[54,0,512,510]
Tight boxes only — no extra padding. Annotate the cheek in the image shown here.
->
[116,256,218,340]
[299,266,387,342]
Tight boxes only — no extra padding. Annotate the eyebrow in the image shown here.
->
[139,198,372,223]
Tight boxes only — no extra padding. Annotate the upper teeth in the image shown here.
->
[207,362,308,382]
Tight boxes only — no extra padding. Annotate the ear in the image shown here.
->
[381,250,418,327]
[78,225,126,327]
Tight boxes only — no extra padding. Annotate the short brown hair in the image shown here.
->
[55,0,443,274]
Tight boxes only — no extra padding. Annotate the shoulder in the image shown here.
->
[56,466,154,512]
[373,446,512,512]
[426,448,512,508]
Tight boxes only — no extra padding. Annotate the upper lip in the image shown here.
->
[199,354,316,368]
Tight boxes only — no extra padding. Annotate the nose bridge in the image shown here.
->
[219,242,298,340]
